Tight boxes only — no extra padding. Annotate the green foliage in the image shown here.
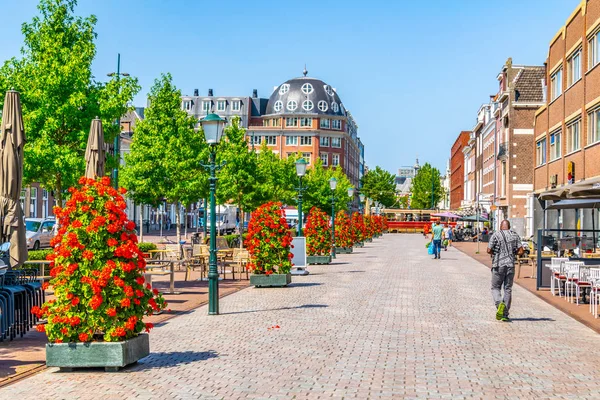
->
[137,242,157,253]
[223,233,248,248]
[397,196,409,209]
[360,166,397,207]
[255,142,296,206]
[0,0,140,204]
[28,249,53,261]
[410,163,443,209]
[301,159,353,216]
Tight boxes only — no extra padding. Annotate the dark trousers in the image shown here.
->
[491,265,515,316]
[433,239,442,258]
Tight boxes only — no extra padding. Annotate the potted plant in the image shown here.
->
[305,207,332,264]
[245,201,293,287]
[31,176,167,372]
[351,212,366,247]
[364,215,375,242]
[374,216,384,237]
[334,211,353,254]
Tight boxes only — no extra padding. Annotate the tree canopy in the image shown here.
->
[0,0,139,204]
[301,159,353,216]
[360,166,397,207]
[409,163,443,209]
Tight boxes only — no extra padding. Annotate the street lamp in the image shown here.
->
[199,113,226,315]
[329,177,337,258]
[295,158,307,236]
[107,53,130,189]
[359,193,365,214]
[347,187,354,214]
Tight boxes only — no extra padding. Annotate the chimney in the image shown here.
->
[208,89,213,96]
[252,89,258,98]
[193,88,199,96]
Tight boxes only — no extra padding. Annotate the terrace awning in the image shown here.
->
[546,198,600,210]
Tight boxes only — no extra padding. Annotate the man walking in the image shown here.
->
[487,220,523,321]
[430,221,445,259]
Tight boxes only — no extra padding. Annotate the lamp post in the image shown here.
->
[347,187,355,214]
[199,113,226,315]
[107,53,130,189]
[359,193,365,214]
[330,177,337,259]
[295,158,307,236]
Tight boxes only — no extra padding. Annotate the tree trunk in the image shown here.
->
[55,176,63,208]
[184,204,188,239]
[175,202,182,259]
[139,203,144,243]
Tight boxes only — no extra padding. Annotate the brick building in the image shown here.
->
[450,131,470,209]
[533,0,600,233]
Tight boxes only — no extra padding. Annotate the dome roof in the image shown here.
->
[265,76,346,117]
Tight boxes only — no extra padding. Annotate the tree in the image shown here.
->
[0,0,140,205]
[410,162,443,210]
[121,73,207,245]
[301,159,353,216]
[360,166,397,207]
[255,143,296,206]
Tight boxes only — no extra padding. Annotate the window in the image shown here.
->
[550,130,561,160]
[332,120,342,130]
[301,83,314,94]
[232,100,241,112]
[252,135,262,145]
[42,189,48,218]
[331,137,341,148]
[320,153,328,166]
[324,85,334,96]
[588,107,600,145]
[331,102,339,112]
[285,117,298,127]
[320,136,329,147]
[550,68,562,101]
[332,154,340,166]
[320,118,330,129]
[589,30,600,70]
[300,136,312,145]
[567,50,581,86]
[566,119,581,153]
[263,120,269,127]
[30,187,37,217]
[182,100,192,111]
[287,100,298,111]
[300,117,312,127]
[286,136,298,145]
[318,100,328,112]
[203,100,211,112]
[279,84,290,95]
[302,100,314,111]
[217,100,226,112]
[271,118,279,127]
[274,101,283,112]
[302,152,312,165]
[265,136,277,146]
[536,138,547,166]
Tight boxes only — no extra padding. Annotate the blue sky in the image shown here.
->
[0,0,580,174]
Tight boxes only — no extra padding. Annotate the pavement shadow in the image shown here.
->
[288,282,322,288]
[509,317,555,322]
[132,350,219,370]
[220,304,328,315]
[345,270,365,273]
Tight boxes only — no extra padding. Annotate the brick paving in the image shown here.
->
[2,234,600,399]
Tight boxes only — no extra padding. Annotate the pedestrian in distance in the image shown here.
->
[444,224,452,250]
[430,221,445,260]
[487,220,524,322]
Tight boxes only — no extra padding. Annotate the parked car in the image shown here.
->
[25,217,56,250]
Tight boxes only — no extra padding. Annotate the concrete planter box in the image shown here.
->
[355,242,364,248]
[335,247,353,254]
[46,333,149,372]
[307,255,332,265]
[250,273,292,287]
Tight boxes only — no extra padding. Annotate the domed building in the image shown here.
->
[181,69,365,189]
[247,69,364,188]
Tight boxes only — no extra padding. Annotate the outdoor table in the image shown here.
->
[145,259,180,295]
[24,260,51,281]
[147,249,173,259]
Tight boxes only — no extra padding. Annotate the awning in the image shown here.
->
[568,177,600,198]
[538,187,569,201]
[431,212,461,219]
[546,198,600,210]
[460,215,489,223]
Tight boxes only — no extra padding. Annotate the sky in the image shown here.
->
[0,0,581,174]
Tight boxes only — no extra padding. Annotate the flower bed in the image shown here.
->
[334,211,353,249]
[32,176,167,344]
[351,212,366,245]
[244,201,293,275]
[305,207,332,256]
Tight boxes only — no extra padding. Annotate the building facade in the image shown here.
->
[450,131,470,210]
[533,0,600,233]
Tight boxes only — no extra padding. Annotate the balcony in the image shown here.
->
[497,142,509,160]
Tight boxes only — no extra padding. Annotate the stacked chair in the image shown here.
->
[0,268,45,341]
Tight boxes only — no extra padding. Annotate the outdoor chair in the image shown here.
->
[588,268,600,317]
[550,258,569,297]
[0,271,29,338]
[184,247,206,281]
[564,261,586,304]
[0,273,11,341]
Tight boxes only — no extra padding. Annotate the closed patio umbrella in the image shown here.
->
[0,90,27,267]
[84,118,105,179]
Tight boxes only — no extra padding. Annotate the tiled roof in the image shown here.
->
[513,67,545,103]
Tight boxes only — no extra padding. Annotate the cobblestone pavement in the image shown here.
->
[3,234,600,399]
